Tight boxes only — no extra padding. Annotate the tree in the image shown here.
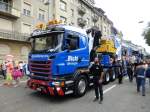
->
[143,22,150,46]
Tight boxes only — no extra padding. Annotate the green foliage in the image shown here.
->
[143,22,150,46]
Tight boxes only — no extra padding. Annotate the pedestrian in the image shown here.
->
[127,60,133,82]
[145,63,150,86]
[23,61,30,88]
[12,66,22,87]
[117,60,123,84]
[135,62,146,96]
[122,56,128,77]
[133,61,138,81]
[18,61,23,75]
[23,61,30,77]
[90,57,104,104]
[1,61,7,79]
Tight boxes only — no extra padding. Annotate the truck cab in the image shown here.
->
[28,23,90,96]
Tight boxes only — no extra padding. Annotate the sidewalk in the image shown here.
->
[0,75,28,86]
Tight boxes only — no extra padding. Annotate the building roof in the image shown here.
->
[94,7,105,14]
[80,0,95,9]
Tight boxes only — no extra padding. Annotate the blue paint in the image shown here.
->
[29,25,89,78]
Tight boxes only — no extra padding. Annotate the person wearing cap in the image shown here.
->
[90,57,104,104]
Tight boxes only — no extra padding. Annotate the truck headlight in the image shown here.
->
[51,81,65,87]
[52,81,60,86]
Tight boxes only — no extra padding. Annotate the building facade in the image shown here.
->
[52,0,113,36]
[0,0,53,62]
[0,0,114,62]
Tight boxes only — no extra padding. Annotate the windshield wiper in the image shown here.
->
[31,49,52,54]
[47,49,56,52]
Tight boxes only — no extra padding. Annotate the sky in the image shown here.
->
[95,0,150,53]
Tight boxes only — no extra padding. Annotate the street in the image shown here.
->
[0,78,150,112]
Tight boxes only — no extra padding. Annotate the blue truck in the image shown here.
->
[27,22,121,97]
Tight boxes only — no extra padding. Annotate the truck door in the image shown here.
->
[63,33,80,74]
[63,32,88,75]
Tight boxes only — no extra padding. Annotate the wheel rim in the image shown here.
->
[113,72,116,79]
[78,79,86,94]
[106,73,110,82]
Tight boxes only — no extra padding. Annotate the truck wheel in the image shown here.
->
[110,68,116,81]
[112,70,116,81]
[104,72,110,84]
[74,75,87,97]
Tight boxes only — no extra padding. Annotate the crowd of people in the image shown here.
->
[124,58,150,96]
[89,55,150,104]
[0,60,30,87]
[111,55,150,95]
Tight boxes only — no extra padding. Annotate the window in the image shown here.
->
[0,0,11,4]
[39,0,45,2]
[22,23,31,34]
[104,26,107,32]
[87,18,90,26]
[71,9,74,17]
[66,34,79,50]
[38,9,45,21]
[107,29,109,35]
[32,33,64,52]
[60,0,67,11]
[23,2,31,16]
[60,16,67,24]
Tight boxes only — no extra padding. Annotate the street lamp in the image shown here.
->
[44,0,51,21]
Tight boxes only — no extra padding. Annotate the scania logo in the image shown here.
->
[31,55,48,58]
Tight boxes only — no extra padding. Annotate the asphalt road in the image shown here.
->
[0,78,150,112]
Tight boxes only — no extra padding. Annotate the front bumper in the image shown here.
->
[27,79,74,96]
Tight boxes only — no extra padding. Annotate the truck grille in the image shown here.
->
[29,60,51,77]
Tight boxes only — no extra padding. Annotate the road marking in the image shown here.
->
[104,84,117,94]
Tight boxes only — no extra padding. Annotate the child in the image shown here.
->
[12,66,22,87]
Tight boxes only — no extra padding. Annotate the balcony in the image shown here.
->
[0,29,30,42]
[78,6,86,15]
[0,1,20,19]
[77,18,87,28]
[92,15,99,22]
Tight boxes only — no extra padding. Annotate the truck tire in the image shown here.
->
[112,70,116,81]
[104,71,110,84]
[74,75,87,97]
[110,68,116,81]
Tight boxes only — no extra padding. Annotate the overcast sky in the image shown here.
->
[95,0,150,52]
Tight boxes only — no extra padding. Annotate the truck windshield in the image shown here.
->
[31,32,64,52]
